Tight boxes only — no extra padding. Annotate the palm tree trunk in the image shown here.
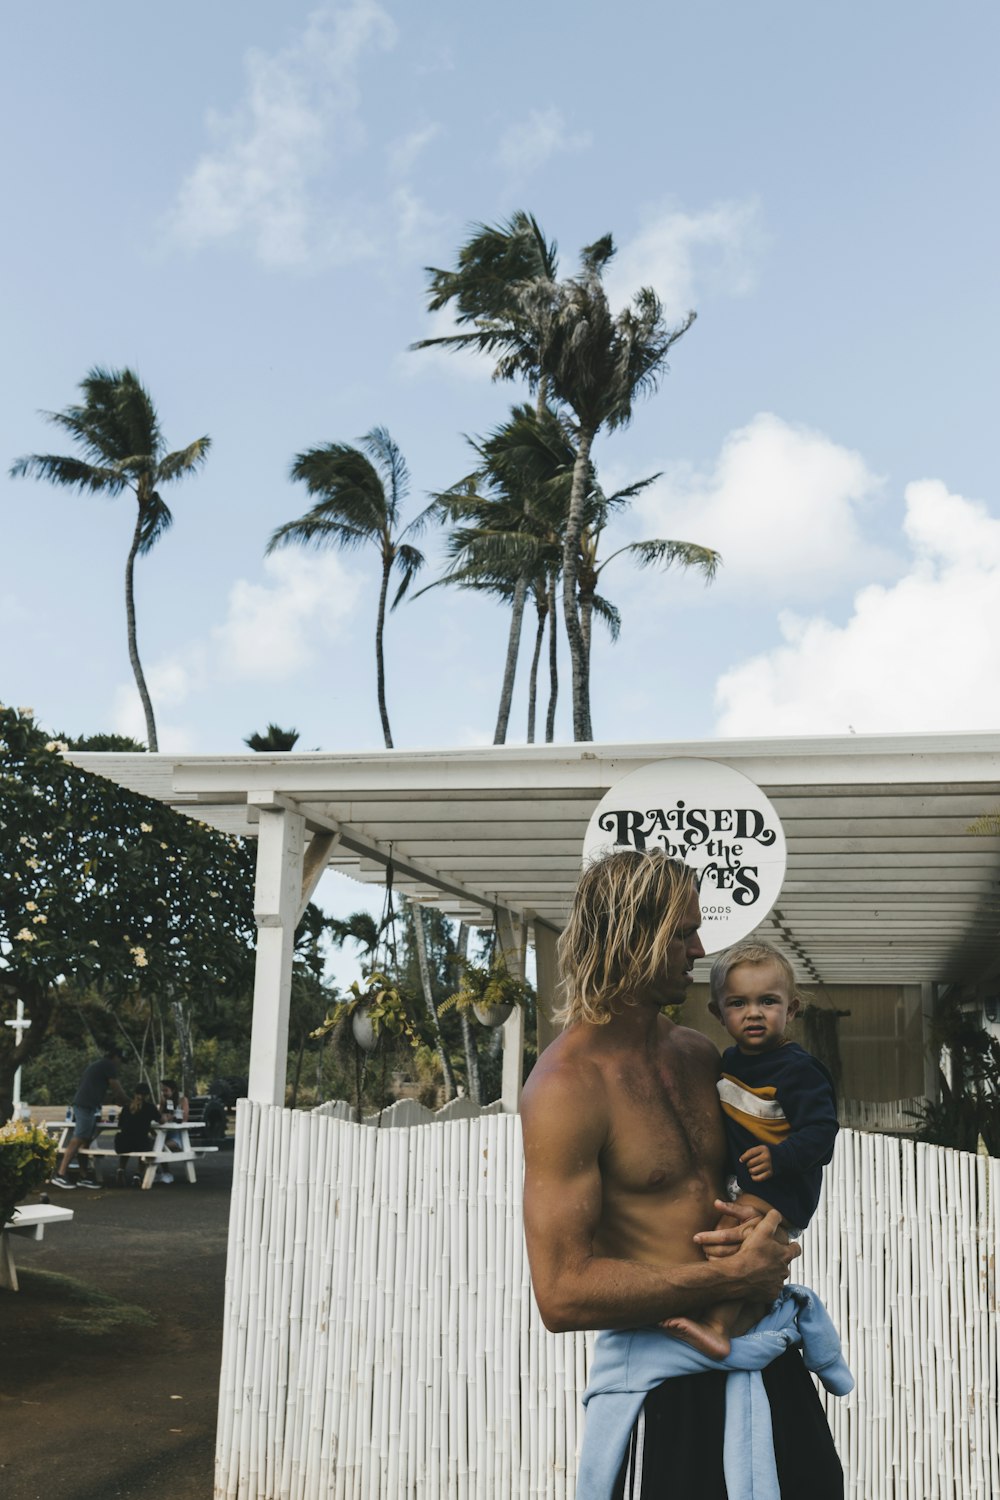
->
[580,589,594,669]
[455,922,481,1104]
[494,573,528,744]
[545,572,559,743]
[526,587,547,743]
[409,899,457,1099]
[561,428,594,741]
[375,555,394,749]
[125,508,159,751]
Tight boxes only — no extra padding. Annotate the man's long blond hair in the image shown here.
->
[554,849,697,1026]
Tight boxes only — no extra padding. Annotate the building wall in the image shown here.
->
[680,982,926,1102]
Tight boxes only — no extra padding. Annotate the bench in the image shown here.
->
[80,1143,219,1190]
[1,1203,74,1291]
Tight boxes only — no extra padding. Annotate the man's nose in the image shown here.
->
[688,934,706,961]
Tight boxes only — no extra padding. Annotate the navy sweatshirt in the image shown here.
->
[717,1041,839,1229]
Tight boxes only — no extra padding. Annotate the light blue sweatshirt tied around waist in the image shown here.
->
[576,1285,853,1500]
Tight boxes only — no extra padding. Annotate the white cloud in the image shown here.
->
[714,480,1000,736]
[110,550,362,742]
[633,413,889,602]
[387,122,441,176]
[495,107,590,177]
[167,0,396,266]
[607,199,764,317]
[213,549,362,679]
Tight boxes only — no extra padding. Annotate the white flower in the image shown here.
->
[14,928,36,942]
[140,822,153,833]
[24,857,40,870]
[31,913,47,924]
[89,940,99,948]
[25,901,37,911]
[130,945,149,968]
[17,706,33,718]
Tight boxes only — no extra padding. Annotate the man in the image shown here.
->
[51,1046,129,1189]
[520,849,845,1498]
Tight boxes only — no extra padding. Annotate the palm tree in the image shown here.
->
[517,238,696,739]
[268,427,426,750]
[244,724,300,752]
[419,405,569,741]
[428,406,717,741]
[416,222,697,740]
[10,367,211,751]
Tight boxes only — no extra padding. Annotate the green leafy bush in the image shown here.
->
[0,1120,57,1225]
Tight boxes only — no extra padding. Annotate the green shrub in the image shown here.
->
[0,1120,57,1224]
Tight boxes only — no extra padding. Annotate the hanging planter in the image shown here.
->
[311,972,419,1053]
[351,1003,377,1053]
[441,951,534,1030]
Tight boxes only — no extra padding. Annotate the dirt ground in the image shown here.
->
[0,1146,233,1500]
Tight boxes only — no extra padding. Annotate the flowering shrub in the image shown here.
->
[0,1120,57,1226]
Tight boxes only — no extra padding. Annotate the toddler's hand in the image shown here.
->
[739,1145,773,1181]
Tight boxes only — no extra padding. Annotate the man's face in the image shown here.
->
[663,890,705,1003]
[713,958,799,1054]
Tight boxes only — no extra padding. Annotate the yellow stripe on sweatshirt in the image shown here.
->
[717,1076,791,1145]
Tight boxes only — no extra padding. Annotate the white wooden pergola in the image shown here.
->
[70,730,1000,1111]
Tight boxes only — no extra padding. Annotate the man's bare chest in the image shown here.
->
[601,1062,726,1196]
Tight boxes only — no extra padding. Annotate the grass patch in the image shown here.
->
[19,1268,155,1335]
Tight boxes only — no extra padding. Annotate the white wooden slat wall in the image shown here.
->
[216,1106,999,1500]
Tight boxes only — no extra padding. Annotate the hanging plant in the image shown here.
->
[441,952,535,1029]
[310,972,420,1053]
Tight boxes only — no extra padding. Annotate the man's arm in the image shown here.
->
[520,1061,798,1333]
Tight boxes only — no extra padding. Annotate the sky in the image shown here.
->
[2,0,999,978]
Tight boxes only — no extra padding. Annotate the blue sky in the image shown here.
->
[2,0,998,763]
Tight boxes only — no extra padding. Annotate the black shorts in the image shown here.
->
[612,1347,843,1500]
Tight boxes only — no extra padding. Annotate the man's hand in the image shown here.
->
[739,1144,773,1181]
[695,1203,799,1303]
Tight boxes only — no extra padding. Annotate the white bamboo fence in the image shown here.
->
[839,1097,925,1133]
[216,1105,999,1500]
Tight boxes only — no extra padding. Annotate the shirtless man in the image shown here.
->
[520,849,844,1498]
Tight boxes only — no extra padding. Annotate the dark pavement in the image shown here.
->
[0,1147,234,1500]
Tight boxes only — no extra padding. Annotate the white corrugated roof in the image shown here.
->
[67,731,1000,988]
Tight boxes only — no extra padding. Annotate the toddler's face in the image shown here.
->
[713,958,798,1055]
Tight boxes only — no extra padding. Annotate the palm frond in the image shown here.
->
[266,511,372,555]
[136,491,174,555]
[9,452,126,493]
[360,426,409,526]
[589,592,622,642]
[390,543,426,609]
[600,538,721,582]
[157,435,212,483]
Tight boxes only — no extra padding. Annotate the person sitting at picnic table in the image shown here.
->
[156,1079,189,1184]
[114,1082,159,1186]
[51,1047,129,1190]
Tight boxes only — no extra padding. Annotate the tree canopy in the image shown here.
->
[0,704,257,1118]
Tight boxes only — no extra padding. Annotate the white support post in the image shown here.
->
[248,804,306,1106]
[532,920,560,1055]
[497,909,526,1113]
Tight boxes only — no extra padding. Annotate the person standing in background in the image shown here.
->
[51,1047,128,1189]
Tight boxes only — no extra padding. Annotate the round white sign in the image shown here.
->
[582,758,786,954]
